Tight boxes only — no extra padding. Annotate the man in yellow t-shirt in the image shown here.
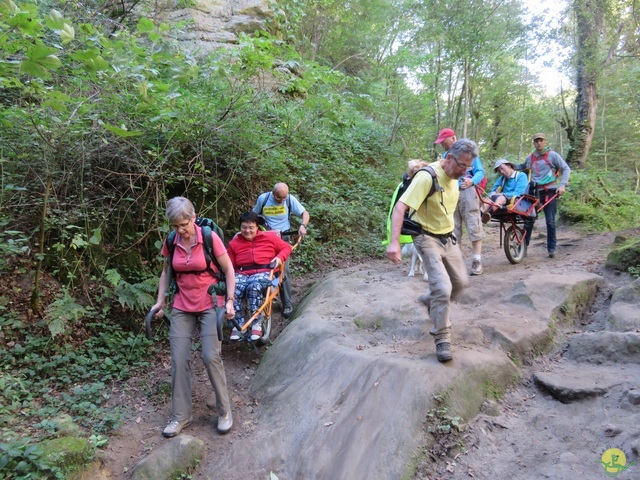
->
[386,139,478,362]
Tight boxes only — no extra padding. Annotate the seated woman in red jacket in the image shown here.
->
[227,211,292,341]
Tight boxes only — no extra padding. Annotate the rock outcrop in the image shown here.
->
[153,0,272,52]
[208,263,607,479]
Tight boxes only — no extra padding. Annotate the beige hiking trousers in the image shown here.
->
[413,234,469,344]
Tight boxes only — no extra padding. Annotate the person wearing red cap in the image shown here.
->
[434,129,486,275]
[516,133,571,258]
[434,128,456,145]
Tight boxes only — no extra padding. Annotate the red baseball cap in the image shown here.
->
[434,128,456,144]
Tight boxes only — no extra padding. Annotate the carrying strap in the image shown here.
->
[258,191,292,225]
[530,150,560,182]
[237,263,273,272]
[495,170,524,194]
[422,230,457,246]
[406,165,442,221]
[165,226,223,288]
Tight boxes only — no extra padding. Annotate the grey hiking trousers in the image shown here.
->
[169,308,231,421]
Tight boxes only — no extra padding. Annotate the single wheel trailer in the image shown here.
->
[476,187,558,265]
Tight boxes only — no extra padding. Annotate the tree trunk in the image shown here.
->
[572,80,598,168]
[570,0,604,168]
[462,58,469,137]
[434,41,442,129]
[31,174,52,315]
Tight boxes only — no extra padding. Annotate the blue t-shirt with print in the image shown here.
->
[253,192,306,232]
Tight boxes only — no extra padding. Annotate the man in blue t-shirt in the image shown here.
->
[253,182,310,318]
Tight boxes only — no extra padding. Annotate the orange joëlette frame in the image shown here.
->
[239,233,303,332]
[474,184,558,218]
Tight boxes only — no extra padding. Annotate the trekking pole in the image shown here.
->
[145,308,170,340]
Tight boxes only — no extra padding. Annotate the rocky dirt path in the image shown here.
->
[99,224,639,479]
[424,228,640,480]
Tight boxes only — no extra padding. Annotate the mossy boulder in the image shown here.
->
[131,435,205,480]
[607,277,640,331]
[551,276,603,326]
[605,235,640,272]
[40,436,91,470]
[51,413,82,437]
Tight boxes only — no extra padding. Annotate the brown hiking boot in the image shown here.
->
[436,342,453,363]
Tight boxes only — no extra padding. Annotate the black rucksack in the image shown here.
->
[392,166,442,236]
[164,217,225,293]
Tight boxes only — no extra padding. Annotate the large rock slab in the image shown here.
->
[607,277,640,331]
[462,271,603,362]
[533,363,637,403]
[567,331,640,364]
[205,264,605,479]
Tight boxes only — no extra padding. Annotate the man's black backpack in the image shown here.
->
[392,166,442,236]
[164,217,226,295]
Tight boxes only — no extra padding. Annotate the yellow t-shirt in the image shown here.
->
[399,161,459,235]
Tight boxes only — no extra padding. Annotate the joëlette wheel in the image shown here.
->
[504,225,526,264]
[257,312,271,346]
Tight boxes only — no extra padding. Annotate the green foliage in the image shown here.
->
[0,306,25,342]
[0,224,30,274]
[426,395,464,437]
[560,170,640,231]
[44,289,87,338]
[0,438,64,479]
[0,323,158,446]
[88,434,109,449]
[113,276,158,313]
[1,0,400,290]
[426,407,462,435]
[0,434,100,479]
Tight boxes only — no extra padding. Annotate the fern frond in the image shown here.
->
[114,277,158,313]
[45,290,87,337]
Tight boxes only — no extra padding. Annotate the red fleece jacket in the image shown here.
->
[228,230,292,276]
